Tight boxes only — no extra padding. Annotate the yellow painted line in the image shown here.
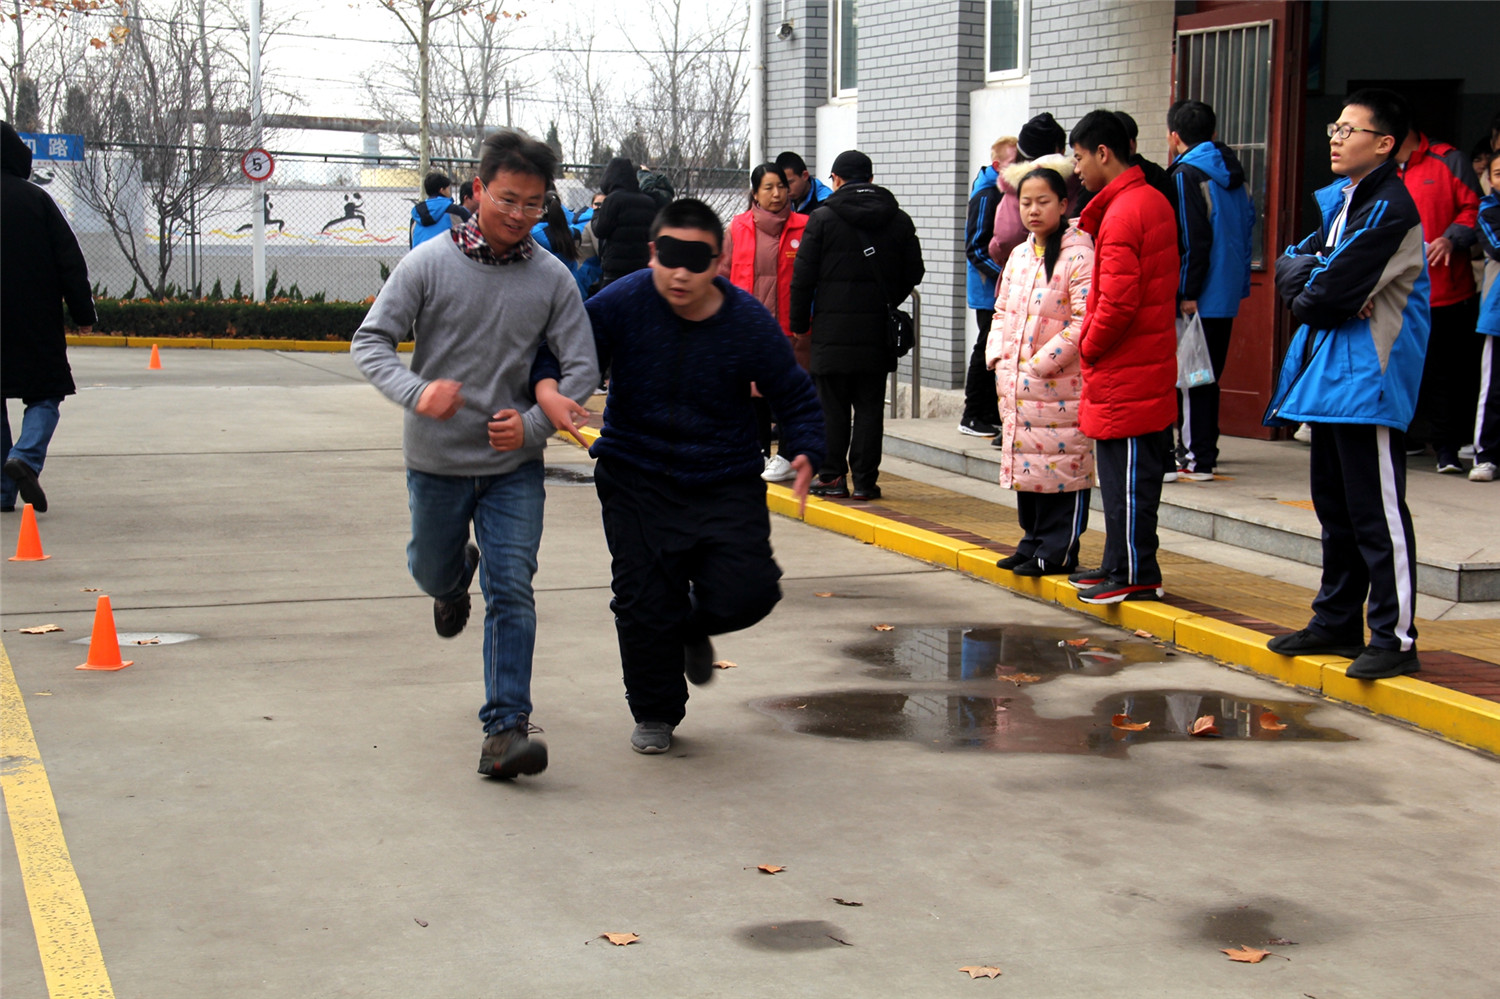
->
[0,641,116,998]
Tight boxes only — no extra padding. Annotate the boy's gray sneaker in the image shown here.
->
[631,722,675,754]
[434,542,480,638]
[478,716,548,778]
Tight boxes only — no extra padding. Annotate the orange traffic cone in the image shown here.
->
[8,503,49,561]
[148,343,162,369]
[76,595,134,671]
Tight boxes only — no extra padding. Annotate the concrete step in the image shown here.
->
[882,418,1500,603]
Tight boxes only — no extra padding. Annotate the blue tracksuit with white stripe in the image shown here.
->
[1473,192,1500,466]
[1269,158,1431,653]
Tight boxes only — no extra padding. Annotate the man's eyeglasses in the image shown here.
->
[1327,123,1388,142]
[482,186,546,219]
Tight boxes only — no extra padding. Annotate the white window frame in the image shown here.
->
[984,0,1029,82]
[830,0,858,100]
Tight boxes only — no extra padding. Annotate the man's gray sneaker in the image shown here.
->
[434,542,480,638]
[631,721,674,754]
[478,716,548,778]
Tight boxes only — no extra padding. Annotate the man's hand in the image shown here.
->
[487,408,525,451]
[1179,300,1198,316]
[791,454,815,516]
[416,379,464,421]
[1426,237,1453,269]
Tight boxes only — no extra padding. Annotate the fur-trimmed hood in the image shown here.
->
[1000,153,1073,193]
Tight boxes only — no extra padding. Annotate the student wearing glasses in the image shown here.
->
[352,130,600,780]
[1265,89,1431,681]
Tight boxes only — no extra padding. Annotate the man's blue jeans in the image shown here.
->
[406,461,545,735]
[2,398,63,509]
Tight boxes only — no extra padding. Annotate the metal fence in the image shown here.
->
[45,143,751,303]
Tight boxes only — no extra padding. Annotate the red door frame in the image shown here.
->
[1174,1,1311,440]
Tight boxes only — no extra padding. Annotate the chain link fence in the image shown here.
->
[44,143,751,303]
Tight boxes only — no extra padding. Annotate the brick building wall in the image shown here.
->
[763,0,828,174]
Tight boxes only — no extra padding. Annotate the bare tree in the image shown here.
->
[2,0,129,123]
[548,16,619,166]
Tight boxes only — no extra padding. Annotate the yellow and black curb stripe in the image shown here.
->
[66,335,412,353]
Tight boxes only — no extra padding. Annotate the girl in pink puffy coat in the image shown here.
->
[986,166,1096,576]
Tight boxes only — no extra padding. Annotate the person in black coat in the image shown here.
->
[2,121,95,514]
[591,157,658,286]
[789,150,924,501]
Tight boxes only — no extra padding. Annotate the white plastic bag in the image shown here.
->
[1176,312,1215,389]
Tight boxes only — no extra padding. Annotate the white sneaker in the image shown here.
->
[1470,461,1496,482]
[1162,469,1179,482]
[1293,423,1312,444]
[1179,470,1215,482]
[761,454,796,482]
[1458,444,1476,460]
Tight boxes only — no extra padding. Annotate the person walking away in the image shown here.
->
[1396,124,1483,472]
[958,136,1016,439]
[1264,89,1430,680]
[1469,150,1500,481]
[790,150,925,501]
[580,199,824,755]
[1065,111,1180,605]
[531,189,580,280]
[591,157,657,287]
[718,163,810,482]
[776,151,832,216]
[1165,99,1255,480]
[352,130,599,779]
[2,120,95,515]
[410,171,464,247]
[986,167,1095,576]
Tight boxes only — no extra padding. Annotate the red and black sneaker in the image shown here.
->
[1075,580,1164,605]
[809,475,849,498]
[1067,566,1108,586]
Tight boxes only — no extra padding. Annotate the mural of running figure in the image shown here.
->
[322,192,367,232]
[236,193,285,233]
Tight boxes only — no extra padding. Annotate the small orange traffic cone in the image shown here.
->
[8,503,49,561]
[148,343,162,369]
[76,595,134,671]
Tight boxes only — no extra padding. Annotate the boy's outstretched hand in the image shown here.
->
[791,454,815,515]
[535,379,593,447]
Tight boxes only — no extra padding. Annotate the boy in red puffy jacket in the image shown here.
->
[1065,110,1181,605]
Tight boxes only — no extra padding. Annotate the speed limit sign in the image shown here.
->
[240,148,275,182]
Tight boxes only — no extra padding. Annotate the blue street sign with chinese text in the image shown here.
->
[19,132,85,162]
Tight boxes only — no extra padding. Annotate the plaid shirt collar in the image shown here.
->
[452,213,533,265]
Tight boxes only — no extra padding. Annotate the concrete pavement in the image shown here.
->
[3,348,1498,997]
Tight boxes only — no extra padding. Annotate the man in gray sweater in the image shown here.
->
[352,130,598,780]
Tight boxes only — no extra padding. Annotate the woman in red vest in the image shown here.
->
[720,163,810,481]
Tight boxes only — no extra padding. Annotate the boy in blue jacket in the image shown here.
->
[958,138,1013,438]
[1166,100,1255,479]
[1265,88,1431,680]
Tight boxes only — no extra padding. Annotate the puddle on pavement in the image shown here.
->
[849,625,1166,683]
[736,920,853,951]
[71,632,199,646]
[544,464,594,485]
[754,689,1353,758]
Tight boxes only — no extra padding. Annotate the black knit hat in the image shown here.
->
[1017,113,1067,160]
[830,149,873,182]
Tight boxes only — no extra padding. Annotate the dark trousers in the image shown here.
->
[962,309,1000,425]
[1413,296,1481,452]
[1094,427,1173,586]
[594,457,783,725]
[1015,489,1091,568]
[1477,336,1499,465]
[1307,423,1418,651]
[1176,315,1234,472]
[814,370,887,491]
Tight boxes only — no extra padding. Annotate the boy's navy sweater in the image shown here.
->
[580,270,825,484]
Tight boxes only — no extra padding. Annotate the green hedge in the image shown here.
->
[91,299,373,341]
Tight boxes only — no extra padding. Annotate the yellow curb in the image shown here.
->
[1323,663,1500,755]
[765,487,804,521]
[871,519,969,569]
[67,335,413,353]
[125,335,210,349]
[954,548,1011,586]
[1117,600,1197,642]
[1175,617,1305,680]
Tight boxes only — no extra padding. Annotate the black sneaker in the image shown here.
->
[995,552,1030,570]
[684,634,715,685]
[1345,647,1420,680]
[1011,557,1073,577]
[478,716,548,778]
[851,484,882,501]
[1075,580,1163,604]
[434,542,480,638]
[1266,627,1363,659]
[809,475,849,498]
[1436,450,1463,474]
[3,458,46,513]
[958,417,1000,438]
[989,435,1006,449]
[631,721,675,754]
[1068,567,1108,586]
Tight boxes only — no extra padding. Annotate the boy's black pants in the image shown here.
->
[1094,426,1173,585]
[1176,315,1234,472]
[594,456,783,725]
[813,370,887,491]
[962,309,1001,425]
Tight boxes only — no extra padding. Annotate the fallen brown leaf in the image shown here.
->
[413,918,428,927]
[134,637,161,646]
[1133,629,1154,638]
[998,672,1041,685]
[1063,638,1089,647]
[713,660,737,670]
[814,591,835,598]
[81,587,100,592]
[959,966,1003,979]
[1221,945,1270,963]
[1259,711,1288,732]
[756,865,785,874]
[1190,715,1220,737]
[872,624,895,632]
[831,898,863,906]
[1111,714,1150,731]
[600,932,639,946]
[19,624,63,634]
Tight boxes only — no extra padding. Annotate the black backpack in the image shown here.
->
[637,169,674,209]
